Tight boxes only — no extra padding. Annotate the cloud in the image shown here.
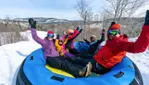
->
[0,0,148,20]
[0,8,79,20]
[0,0,80,19]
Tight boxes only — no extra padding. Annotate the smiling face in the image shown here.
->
[58,40,63,45]
[67,29,74,36]
[107,23,121,40]
[90,37,96,42]
[68,32,74,37]
[48,37,53,40]
[108,33,120,40]
[90,35,96,42]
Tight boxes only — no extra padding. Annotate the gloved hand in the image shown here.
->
[28,18,36,29]
[76,26,80,30]
[83,37,87,41]
[145,10,149,25]
[57,34,60,39]
[102,29,105,33]
[101,29,105,35]
[65,35,69,38]
[79,29,83,33]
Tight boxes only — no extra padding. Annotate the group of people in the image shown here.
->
[29,10,149,78]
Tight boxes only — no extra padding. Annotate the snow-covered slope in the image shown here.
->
[127,37,149,85]
[0,31,46,85]
[0,31,149,85]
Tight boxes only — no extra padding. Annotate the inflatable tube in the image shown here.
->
[16,48,143,85]
[74,42,89,52]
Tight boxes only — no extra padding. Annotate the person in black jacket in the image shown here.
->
[83,29,105,55]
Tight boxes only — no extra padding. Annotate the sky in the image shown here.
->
[0,0,148,20]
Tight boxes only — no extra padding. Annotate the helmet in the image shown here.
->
[47,30,54,38]
[67,29,74,34]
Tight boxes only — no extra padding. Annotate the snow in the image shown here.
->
[0,31,149,85]
[127,51,149,85]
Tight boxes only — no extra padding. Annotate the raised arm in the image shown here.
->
[55,34,61,49]
[63,35,69,45]
[118,10,149,53]
[83,38,90,45]
[96,29,105,44]
[29,18,45,45]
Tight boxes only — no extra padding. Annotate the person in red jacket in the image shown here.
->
[93,10,149,73]
[64,27,83,54]
[66,10,149,74]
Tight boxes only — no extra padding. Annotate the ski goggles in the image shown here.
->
[47,34,54,38]
[108,30,120,35]
[59,40,64,42]
[68,32,74,35]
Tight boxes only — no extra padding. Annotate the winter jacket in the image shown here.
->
[31,29,59,60]
[87,32,105,54]
[55,38,70,56]
[94,25,149,69]
[64,29,81,54]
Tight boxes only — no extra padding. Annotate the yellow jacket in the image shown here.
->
[55,38,68,56]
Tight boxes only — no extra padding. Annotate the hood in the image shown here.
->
[59,37,64,41]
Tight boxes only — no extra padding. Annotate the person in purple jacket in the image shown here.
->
[29,18,92,78]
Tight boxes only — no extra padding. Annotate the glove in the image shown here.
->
[83,37,87,41]
[79,29,83,33]
[101,29,105,35]
[102,29,105,33]
[28,18,36,29]
[65,35,69,38]
[145,10,149,25]
[76,26,80,30]
[57,34,60,39]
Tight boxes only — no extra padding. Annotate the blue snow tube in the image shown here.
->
[74,42,89,52]
[16,48,143,85]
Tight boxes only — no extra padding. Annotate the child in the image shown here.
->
[55,34,74,57]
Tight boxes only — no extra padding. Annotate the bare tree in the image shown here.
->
[104,0,147,21]
[16,21,24,31]
[0,17,28,46]
[127,0,147,17]
[75,0,93,26]
[99,10,112,30]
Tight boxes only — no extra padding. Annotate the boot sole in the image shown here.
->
[85,62,92,77]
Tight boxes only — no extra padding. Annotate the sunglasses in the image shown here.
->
[47,34,54,38]
[68,32,73,35]
[108,30,120,35]
[59,40,64,42]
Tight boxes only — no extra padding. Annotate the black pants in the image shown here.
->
[76,53,93,59]
[69,48,79,54]
[46,57,86,77]
[71,54,111,74]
